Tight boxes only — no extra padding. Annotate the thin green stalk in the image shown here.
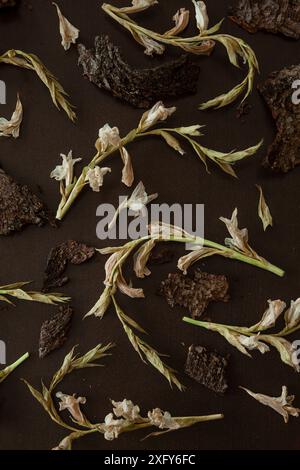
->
[0,352,29,384]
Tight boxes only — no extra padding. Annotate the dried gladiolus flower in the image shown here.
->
[148,408,180,430]
[120,147,134,187]
[133,239,156,278]
[50,150,82,188]
[192,0,209,33]
[138,101,176,132]
[96,124,121,152]
[254,299,286,331]
[241,386,300,423]
[118,0,158,14]
[116,270,145,299]
[53,3,79,51]
[85,166,111,192]
[0,94,23,138]
[238,334,270,354]
[164,8,190,37]
[284,298,300,330]
[112,399,141,421]
[56,392,87,424]
[103,413,126,441]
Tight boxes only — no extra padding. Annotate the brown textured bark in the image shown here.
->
[229,0,300,39]
[43,240,95,292]
[185,345,229,394]
[78,35,201,109]
[39,305,73,359]
[0,169,51,235]
[258,64,300,173]
[159,270,230,319]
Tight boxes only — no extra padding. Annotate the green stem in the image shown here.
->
[0,352,29,384]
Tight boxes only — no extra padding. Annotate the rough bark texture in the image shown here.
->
[229,0,300,39]
[39,305,73,359]
[258,64,300,173]
[0,169,51,235]
[159,270,230,318]
[78,35,201,109]
[43,240,95,292]
[185,345,229,394]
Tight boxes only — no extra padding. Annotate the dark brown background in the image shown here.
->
[0,0,299,451]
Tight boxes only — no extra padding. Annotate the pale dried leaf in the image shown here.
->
[256,185,273,231]
[53,3,80,51]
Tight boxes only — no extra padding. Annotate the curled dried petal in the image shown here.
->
[192,0,209,33]
[164,8,190,37]
[133,239,156,278]
[118,0,158,14]
[256,185,273,231]
[138,101,176,132]
[116,270,145,298]
[53,3,79,51]
[0,94,23,138]
[241,386,300,424]
[253,299,286,331]
[120,147,134,187]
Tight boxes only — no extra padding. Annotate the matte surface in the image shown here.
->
[0,0,299,451]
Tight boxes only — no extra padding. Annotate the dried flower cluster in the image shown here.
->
[0,282,70,306]
[51,101,262,220]
[184,298,300,371]
[0,352,29,384]
[102,0,259,109]
[241,386,300,423]
[0,49,76,121]
[86,214,283,388]
[24,345,222,449]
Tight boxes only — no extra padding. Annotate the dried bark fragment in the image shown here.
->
[159,270,229,318]
[0,0,17,8]
[148,248,174,266]
[258,64,300,173]
[229,0,300,39]
[78,35,201,109]
[0,169,51,235]
[185,345,229,394]
[43,240,95,292]
[39,305,73,359]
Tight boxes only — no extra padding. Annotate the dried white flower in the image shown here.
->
[135,32,165,56]
[192,0,209,33]
[103,413,127,441]
[112,399,141,421]
[255,299,286,331]
[164,8,190,37]
[0,94,23,138]
[238,334,270,354]
[50,150,82,187]
[119,0,158,14]
[220,208,250,253]
[85,166,111,192]
[241,386,300,423]
[56,392,87,424]
[284,298,300,330]
[148,408,180,430]
[116,270,145,299]
[53,3,79,51]
[120,147,134,187]
[96,124,121,153]
[109,181,158,230]
[138,101,176,132]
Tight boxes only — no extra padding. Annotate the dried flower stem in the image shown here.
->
[24,345,221,449]
[0,282,70,306]
[0,352,29,384]
[102,2,259,109]
[55,106,262,220]
[0,49,76,121]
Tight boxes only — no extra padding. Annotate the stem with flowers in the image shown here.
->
[86,215,284,390]
[183,297,300,371]
[24,344,223,450]
[102,1,259,109]
[52,102,263,221]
